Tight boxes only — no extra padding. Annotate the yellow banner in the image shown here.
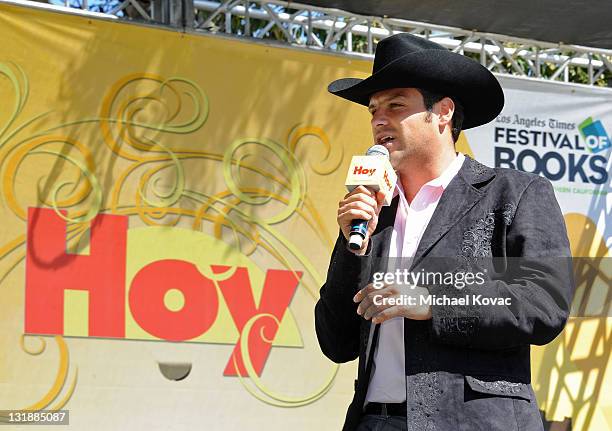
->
[0,3,609,431]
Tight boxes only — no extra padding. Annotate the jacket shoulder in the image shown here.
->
[466,154,546,189]
[470,159,553,203]
[464,156,541,190]
[492,165,541,182]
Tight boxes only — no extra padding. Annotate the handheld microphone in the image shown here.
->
[344,145,397,250]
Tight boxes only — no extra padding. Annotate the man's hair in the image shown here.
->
[416,88,464,143]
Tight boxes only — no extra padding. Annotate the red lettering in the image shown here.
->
[24,208,300,377]
[384,170,392,189]
[353,165,377,176]
[214,266,301,377]
[129,260,219,341]
[25,207,127,337]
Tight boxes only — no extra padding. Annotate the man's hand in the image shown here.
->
[337,186,385,255]
[353,282,432,323]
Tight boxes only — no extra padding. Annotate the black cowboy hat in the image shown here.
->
[328,33,504,129]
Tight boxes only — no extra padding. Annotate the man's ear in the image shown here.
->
[435,97,455,127]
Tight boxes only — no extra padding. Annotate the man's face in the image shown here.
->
[368,87,437,171]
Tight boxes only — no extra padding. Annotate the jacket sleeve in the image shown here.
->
[428,176,575,350]
[314,234,372,363]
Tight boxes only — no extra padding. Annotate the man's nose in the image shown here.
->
[371,111,389,128]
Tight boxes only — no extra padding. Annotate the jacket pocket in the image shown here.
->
[465,375,531,401]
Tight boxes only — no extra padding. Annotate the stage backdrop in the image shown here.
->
[0,2,609,430]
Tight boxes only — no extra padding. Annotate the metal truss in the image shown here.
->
[31,0,191,25]
[192,0,612,87]
[50,0,154,20]
[8,0,612,87]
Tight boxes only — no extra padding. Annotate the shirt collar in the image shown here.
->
[394,152,465,198]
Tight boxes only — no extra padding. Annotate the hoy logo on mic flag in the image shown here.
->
[353,165,377,176]
[345,156,397,205]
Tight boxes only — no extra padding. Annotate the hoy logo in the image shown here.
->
[353,165,376,176]
[24,208,302,377]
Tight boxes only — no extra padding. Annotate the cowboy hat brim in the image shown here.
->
[328,49,504,129]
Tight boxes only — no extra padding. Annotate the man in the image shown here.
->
[314,33,574,431]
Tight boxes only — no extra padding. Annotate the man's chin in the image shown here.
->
[389,153,404,172]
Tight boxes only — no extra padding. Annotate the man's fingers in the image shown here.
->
[337,201,377,218]
[354,282,391,304]
[353,283,376,303]
[371,306,403,324]
[344,185,375,198]
[354,284,432,322]
[341,192,378,210]
[337,187,383,244]
[355,284,394,315]
[375,191,386,207]
[338,209,372,223]
[362,300,394,321]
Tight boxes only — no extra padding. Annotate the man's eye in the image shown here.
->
[390,103,403,108]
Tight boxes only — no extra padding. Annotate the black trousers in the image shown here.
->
[355,414,407,431]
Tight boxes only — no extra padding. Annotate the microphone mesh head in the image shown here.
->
[366,144,390,159]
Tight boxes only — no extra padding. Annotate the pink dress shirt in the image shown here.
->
[365,153,466,403]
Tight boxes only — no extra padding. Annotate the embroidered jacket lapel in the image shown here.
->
[410,156,496,268]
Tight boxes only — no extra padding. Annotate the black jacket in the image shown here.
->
[315,156,574,431]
